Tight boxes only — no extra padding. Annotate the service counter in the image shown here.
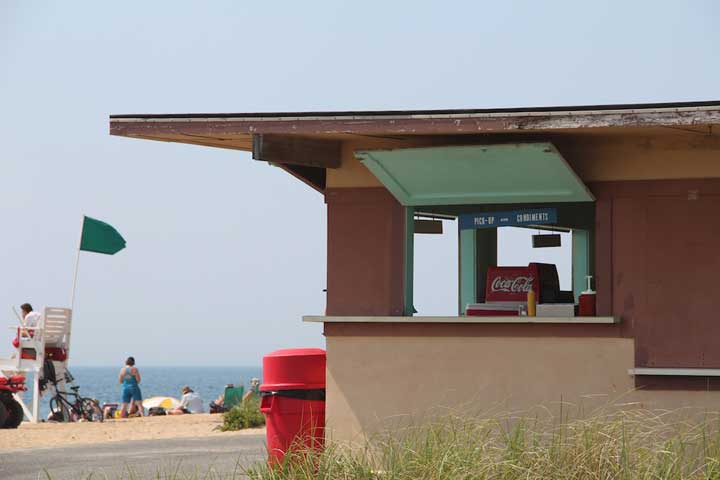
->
[304,316,618,324]
[306,315,640,443]
[305,315,623,341]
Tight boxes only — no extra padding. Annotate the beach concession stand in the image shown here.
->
[111,101,720,442]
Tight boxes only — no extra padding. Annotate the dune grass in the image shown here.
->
[246,407,720,480]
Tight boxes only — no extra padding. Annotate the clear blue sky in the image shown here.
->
[1,1,718,366]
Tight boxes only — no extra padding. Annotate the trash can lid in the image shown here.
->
[261,348,326,391]
[265,348,325,357]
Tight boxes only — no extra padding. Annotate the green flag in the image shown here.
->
[79,216,126,255]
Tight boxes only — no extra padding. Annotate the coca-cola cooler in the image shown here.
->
[466,263,573,316]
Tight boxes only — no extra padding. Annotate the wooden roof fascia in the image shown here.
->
[110,108,720,138]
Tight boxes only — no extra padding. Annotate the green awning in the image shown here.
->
[356,143,594,206]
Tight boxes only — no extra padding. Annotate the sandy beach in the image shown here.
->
[0,414,265,452]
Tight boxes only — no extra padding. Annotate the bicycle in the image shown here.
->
[47,369,103,422]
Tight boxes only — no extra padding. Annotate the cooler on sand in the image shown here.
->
[260,348,326,465]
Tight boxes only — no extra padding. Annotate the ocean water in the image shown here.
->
[25,365,262,421]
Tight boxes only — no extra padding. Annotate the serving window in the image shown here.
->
[356,141,598,319]
[409,202,596,317]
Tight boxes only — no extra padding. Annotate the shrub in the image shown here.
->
[221,398,265,431]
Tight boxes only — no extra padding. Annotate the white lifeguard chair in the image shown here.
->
[0,307,72,423]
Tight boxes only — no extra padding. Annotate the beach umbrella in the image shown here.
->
[142,396,180,410]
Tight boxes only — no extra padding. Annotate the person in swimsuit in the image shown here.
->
[118,356,144,417]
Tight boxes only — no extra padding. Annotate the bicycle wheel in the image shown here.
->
[48,396,68,422]
[80,398,104,422]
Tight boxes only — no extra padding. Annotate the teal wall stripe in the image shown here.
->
[404,207,415,315]
[459,228,477,314]
[572,229,590,301]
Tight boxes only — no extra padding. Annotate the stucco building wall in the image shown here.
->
[325,333,720,443]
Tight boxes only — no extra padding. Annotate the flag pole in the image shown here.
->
[70,216,84,310]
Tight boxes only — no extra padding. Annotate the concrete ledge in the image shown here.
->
[629,368,720,377]
[303,315,619,324]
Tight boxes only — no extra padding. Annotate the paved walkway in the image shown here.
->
[0,433,266,479]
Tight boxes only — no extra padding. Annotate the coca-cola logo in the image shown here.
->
[490,276,534,293]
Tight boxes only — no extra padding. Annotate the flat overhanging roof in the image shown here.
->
[110,100,720,152]
[109,101,720,193]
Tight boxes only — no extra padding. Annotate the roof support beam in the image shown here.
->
[274,163,326,193]
[252,134,341,169]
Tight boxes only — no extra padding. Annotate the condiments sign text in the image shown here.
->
[459,208,557,230]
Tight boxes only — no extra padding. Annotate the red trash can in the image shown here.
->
[260,348,326,465]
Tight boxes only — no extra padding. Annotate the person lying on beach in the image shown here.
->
[104,402,140,419]
[209,393,226,414]
[169,386,204,414]
[118,356,144,418]
[103,403,118,419]
[128,400,143,417]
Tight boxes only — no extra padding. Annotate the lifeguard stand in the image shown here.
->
[0,307,72,423]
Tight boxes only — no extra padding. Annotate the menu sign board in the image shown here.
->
[459,208,557,230]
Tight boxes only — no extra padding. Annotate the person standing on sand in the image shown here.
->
[118,356,144,417]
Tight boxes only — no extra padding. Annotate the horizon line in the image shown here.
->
[69,364,263,368]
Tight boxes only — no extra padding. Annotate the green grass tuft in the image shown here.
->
[221,397,266,431]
